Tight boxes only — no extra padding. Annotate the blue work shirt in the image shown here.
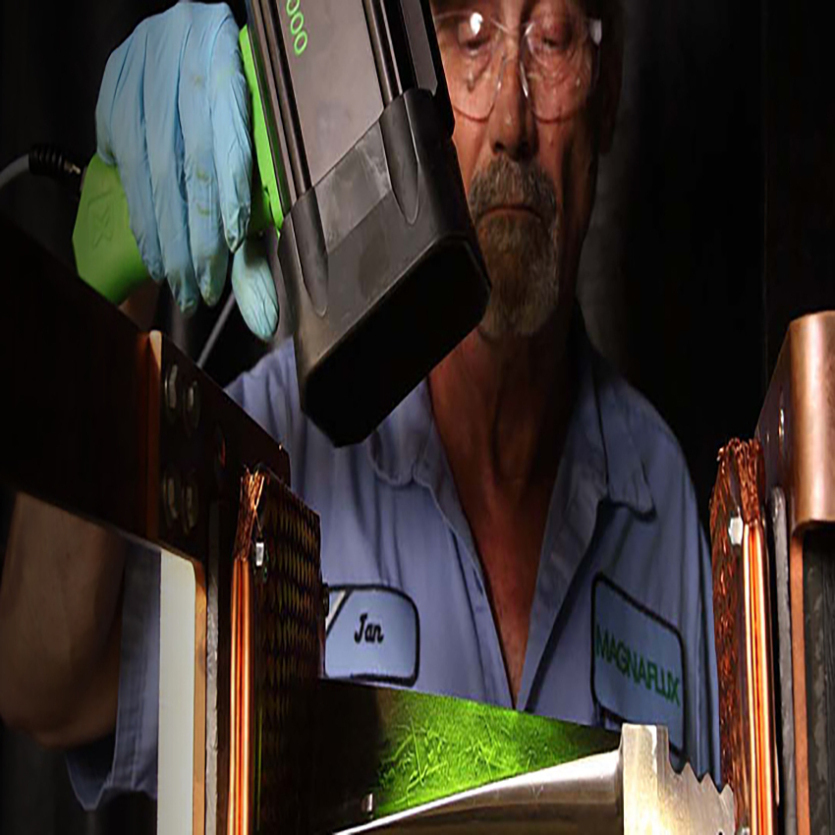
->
[67,325,721,808]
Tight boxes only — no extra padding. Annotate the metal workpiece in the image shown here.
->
[333,725,734,834]
[621,725,735,834]
[307,679,618,833]
[336,748,622,833]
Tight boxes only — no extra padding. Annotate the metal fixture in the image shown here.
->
[184,475,199,533]
[163,468,182,526]
[165,363,180,420]
[185,379,201,432]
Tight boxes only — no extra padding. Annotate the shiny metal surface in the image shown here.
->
[622,725,736,834]
[334,725,735,834]
[757,310,835,536]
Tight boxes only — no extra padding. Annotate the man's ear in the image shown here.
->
[597,11,624,154]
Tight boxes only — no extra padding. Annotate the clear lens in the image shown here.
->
[523,14,597,122]
[527,13,578,64]
[434,12,499,116]
[434,9,600,122]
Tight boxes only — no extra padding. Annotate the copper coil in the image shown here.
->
[745,521,776,834]
[241,556,251,835]
[228,556,239,835]
[226,468,323,834]
[710,440,777,834]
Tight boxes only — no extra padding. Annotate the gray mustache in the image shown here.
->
[468,157,558,227]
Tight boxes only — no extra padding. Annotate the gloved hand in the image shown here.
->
[96,1,278,340]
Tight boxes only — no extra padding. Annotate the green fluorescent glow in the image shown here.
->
[370,688,617,817]
[238,28,285,231]
[285,0,308,56]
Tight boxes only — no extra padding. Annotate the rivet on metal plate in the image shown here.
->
[162,469,181,526]
[184,476,199,533]
[185,380,201,431]
[728,514,744,547]
[164,364,179,420]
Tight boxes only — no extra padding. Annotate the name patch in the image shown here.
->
[591,575,685,752]
[325,585,419,685]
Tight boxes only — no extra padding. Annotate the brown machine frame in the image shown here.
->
[0,215,290,833]
[757,311,835,835]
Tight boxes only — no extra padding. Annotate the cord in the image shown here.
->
[28,145,83,192]
[2,143,235,370]
[197,292,237,369]
[0,155,29,192]
[0,145,83,195]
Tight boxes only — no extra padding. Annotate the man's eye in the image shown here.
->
[460,32,491,53]
[534,18,575,53]
[458,17,492,53]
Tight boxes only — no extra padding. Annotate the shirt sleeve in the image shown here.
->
[225,339,300,453]
[65,546,160,809]
[669,448,721,786]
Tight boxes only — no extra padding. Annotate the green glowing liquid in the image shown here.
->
[331,684,618,818]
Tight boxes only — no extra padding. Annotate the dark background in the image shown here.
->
[1,0,834,830]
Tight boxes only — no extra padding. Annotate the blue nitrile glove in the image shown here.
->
[95,1,278,340]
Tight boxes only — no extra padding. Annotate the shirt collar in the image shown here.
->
[581,331,655,515]
[366,377,435,487]
[365,320,654,516]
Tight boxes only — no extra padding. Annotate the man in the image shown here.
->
[0,0,720,809]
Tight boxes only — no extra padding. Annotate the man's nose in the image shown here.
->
[487,56,537,161]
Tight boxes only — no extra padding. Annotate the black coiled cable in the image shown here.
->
[28,144,84,193]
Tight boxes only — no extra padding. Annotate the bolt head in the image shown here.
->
[728,514,743,547]
[213,427,227,491]
[185,380,201,431]
[184,477,199,532]
[164,364,179,419]
[163,470,181,526]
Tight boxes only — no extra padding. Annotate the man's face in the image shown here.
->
[435,0,609,339]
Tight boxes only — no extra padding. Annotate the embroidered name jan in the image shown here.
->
[354,612,384,644]
[325,585,418,685]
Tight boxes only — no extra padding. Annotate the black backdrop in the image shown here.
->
[1,0,833,830]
